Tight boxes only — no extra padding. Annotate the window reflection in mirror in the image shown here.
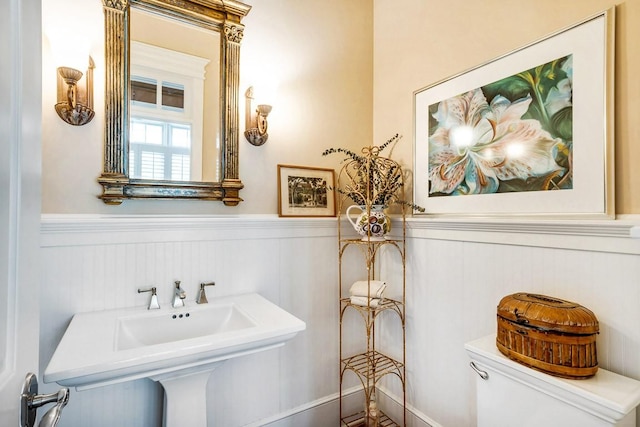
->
[130,8,220,182]
[130,76,192,181]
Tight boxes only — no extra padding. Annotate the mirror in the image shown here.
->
[98,0,251,205]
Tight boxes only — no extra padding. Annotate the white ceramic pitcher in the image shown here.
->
[346,205,390,241]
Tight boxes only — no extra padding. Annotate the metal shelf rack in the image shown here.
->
[336,145,407,427]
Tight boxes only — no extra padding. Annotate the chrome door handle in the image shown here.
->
[21,373,70,427]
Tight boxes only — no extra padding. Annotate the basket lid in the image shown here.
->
[497,293,599,334]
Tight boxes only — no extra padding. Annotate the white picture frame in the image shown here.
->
[413,8,615,218]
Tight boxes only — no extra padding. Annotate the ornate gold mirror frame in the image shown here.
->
[99,0,250,205]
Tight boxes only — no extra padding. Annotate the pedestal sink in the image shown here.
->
[44,293,306,427]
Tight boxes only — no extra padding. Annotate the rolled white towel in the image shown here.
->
[349,280,387,298]
[350,296,382,308]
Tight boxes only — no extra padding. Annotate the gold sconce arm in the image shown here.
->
[244,86,272,146]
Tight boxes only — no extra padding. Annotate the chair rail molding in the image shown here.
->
[40,214,640,254]
[40,214,338,246]
[406,215,640,255]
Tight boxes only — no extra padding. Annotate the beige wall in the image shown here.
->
[374,0,640,215]
[43,0,639,215]
[41,0,373,214]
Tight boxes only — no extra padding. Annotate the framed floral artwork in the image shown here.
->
[413,8,615,218]
[277,165,336,217]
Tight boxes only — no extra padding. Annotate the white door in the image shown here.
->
[0,0,42,425]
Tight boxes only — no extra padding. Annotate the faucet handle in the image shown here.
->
[138,287,160,310]
[196,282,215,304]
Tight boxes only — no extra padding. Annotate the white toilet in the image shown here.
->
[465,334,640,427]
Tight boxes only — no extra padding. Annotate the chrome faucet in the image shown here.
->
[172,280,186,308]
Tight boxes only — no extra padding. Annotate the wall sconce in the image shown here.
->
[244,86,272,146]
[54,57,95,126]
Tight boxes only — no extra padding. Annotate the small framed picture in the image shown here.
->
[277,165,336,217]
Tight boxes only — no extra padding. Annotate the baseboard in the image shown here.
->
[245,386,442,427]
[376,386,442,427]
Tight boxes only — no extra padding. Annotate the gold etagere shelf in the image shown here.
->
[341,411,398,427]
[335,143,407,427]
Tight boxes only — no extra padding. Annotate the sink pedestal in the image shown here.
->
[151,362,224,427]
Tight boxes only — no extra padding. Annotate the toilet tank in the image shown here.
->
[465,335,640,427]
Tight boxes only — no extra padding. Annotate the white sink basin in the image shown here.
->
[44,293,306,391]
[116,303,256,351]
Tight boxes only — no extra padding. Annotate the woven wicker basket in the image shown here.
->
[496,293,599,379]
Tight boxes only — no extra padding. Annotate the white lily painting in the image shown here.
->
[428,54,573,197]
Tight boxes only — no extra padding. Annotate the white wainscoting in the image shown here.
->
[403,219,640,427]
[40,214,640,427]
[39,215,344,427]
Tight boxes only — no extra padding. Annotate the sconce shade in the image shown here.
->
[244,86,272,146]
[256,104,272,116]
[58,67,83,86]
[54,59,95,126]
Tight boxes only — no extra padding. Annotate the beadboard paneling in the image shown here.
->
[39,215,640,427]
[405,237,640,427]
[39,216,340,427]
